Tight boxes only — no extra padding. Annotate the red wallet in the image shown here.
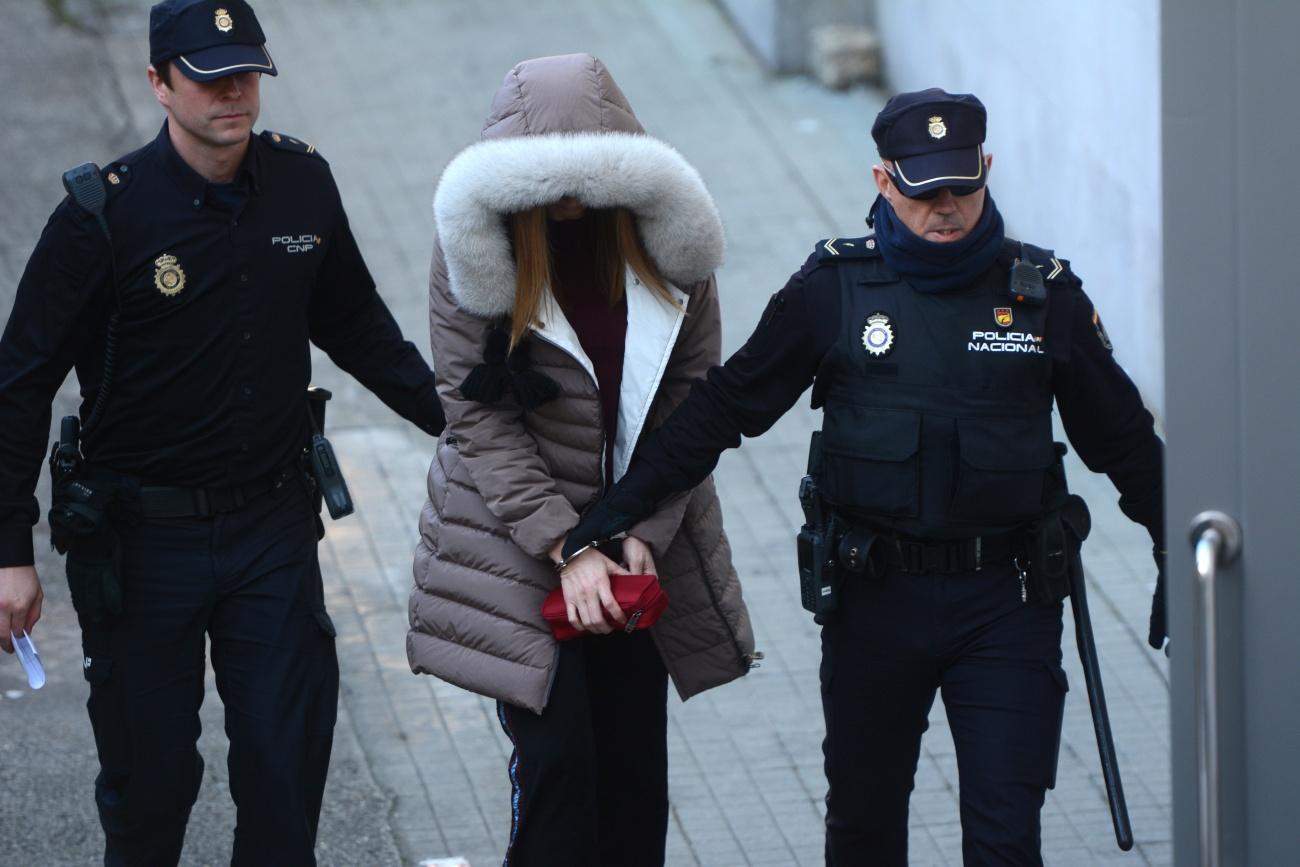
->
[542,573,669,641]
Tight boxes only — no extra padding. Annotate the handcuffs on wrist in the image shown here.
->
[553,540,607,572]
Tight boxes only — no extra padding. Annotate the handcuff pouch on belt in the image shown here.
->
[47,416,136,623]
[1019,451,1091,605]
[1021,510,1073,604]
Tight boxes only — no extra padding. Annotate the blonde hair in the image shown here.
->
[507,207,677,349]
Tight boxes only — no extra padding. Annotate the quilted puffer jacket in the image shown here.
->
[407,53,756,713]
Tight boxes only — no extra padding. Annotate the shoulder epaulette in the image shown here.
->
[260,130,326,161]
[811,237,883,261]
[815,235,881,262]
[1002,238,1078,286]
[98,162,133,198]
[800,234,883,278]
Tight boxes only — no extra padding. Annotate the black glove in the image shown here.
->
[1147,545,1167,650]
[562,487,646,560]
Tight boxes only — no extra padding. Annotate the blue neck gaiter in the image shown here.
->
[870,192,1005,293]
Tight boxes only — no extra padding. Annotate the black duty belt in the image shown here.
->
[883,528,1024,575]
[138,464,302,519]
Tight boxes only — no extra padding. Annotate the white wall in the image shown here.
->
[877,0,1164,413]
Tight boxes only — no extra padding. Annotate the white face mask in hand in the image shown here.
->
[10,631,45,690]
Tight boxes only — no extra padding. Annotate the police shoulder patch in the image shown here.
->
[1091,306,1114,352]
[814,235,881,263]
[260,130,327,161]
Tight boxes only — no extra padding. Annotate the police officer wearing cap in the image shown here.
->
[561,88,1165,865]
[0,0,444,863]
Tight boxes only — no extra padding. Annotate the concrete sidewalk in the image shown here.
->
[0,1,1169,864]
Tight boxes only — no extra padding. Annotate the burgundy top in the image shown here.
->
[548,216,628,481]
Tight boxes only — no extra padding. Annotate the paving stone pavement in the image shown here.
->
[1,1,1170,865]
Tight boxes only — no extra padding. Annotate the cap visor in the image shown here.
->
[175,44,277,82]
[892,146,985,198]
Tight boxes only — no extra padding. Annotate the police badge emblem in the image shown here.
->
[994,307,1013,327]
[154,253,186,296]
[928,115,947,140]
[214,7,234,32]
[862,312,895,358]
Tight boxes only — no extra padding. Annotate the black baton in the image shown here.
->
[1068,550,1134,851]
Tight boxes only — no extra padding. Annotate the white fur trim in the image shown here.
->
[433,132,724,318]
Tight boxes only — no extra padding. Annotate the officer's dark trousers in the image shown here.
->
[821,561,1068,867]
[496,629,669,867]
[77,482,338,866]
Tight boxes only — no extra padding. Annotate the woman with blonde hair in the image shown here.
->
[407,54,756,865]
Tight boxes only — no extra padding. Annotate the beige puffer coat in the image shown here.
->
[407,54,756,713]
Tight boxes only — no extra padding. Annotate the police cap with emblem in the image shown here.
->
[871,88,986,199]
[149,0,278,82]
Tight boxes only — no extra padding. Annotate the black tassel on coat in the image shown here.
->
[458,327,561,409]
[507,339,561,409]
[458,328,510,402]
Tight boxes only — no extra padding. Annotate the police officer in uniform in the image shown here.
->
[0,1,444,863]
[561,89,1165,865]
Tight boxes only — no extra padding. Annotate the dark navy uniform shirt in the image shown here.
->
[0,122,443,565]
[613,238,1165,544]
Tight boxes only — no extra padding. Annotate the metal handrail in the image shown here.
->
[1189,511,1242,867]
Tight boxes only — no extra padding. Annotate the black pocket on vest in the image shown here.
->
[821,406,921,517]
[951,415,1055,522]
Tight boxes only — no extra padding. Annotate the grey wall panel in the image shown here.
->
[1163,1,1300,864]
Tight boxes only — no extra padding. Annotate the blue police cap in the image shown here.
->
[149,0,277,82]
[871,88,986,198]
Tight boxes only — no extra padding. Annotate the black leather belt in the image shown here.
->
[883,528,1024,575]
[138,464,302,519]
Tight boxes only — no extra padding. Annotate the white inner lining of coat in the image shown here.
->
[533,270,688,485]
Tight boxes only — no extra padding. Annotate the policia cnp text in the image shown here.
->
[564,89,1166,866]
[0,1,444,863]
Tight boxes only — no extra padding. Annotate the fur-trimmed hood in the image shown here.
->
[431,53,724,319]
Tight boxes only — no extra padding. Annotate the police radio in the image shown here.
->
[1007,242,1047,306]
[305,387,354,520]
[62,162,111,241]
[796,432,838,620]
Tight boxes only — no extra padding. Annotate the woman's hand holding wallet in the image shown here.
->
[547,535,658,635]
[550,540,628,635]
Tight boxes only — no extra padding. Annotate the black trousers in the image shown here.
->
[77,482,338,867]
[496,629,669,867]
[821,561,1068,867]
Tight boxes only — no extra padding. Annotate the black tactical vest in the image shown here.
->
[810,237,1071,539]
